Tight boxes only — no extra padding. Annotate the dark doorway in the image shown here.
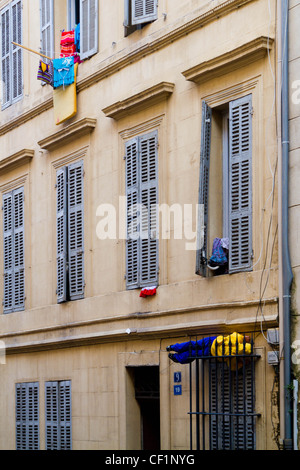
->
[132,366,160,450]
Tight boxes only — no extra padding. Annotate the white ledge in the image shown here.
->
[102,82,175,120]
[38,118,97,151]
[0,149,34,172]
[182,36,274,84]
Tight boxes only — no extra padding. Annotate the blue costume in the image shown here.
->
[167,336,217,364]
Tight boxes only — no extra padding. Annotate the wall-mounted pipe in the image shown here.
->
[281,0,293,450]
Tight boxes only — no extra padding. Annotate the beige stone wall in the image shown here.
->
[0,0,280,450]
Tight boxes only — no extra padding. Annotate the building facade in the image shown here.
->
[0,0,283,450]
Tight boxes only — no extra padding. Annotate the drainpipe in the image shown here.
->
[281,0,293,450]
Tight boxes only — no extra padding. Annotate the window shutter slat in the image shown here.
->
[16,383,39,450]
[56,167,68,303]
[1,8,10,107]
[40,0,54,62]
[229,95,252,273]
[3,192,13,313]
[68,161,84,300]
[139,132,158,286]
[126,138,139,289]
[196,101,212,277]
[45,382,59,450]
[13,187,25,311]
[11,0,22,102]
[132,0,157,25]
[59,381,72,450]
[80,0,98,60]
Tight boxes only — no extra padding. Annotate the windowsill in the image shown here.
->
[38,117,97,151]
[0,149,34,173]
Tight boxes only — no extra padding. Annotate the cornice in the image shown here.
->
[0,98,53,137]
[0,149,34,173]
[77,0,257,93]
[102,82,175,120]
[38,117,97,151]
[182,36,274,84]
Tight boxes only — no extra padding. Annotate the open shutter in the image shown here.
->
[229,95,252,273]
[132,0,157,25]
[1,6,11,108]
[56,167,68,303]
[13,187,25,311]
[40,0,54,62]
[139,132,158,286]
[126,138,139,289]
[59,381,72,450]
[11,0,22,102]
[16,383,39,450]
[68,161,84,300]
[196,101,212,277]
[45,382,59,450]
[80,0,98,60]
[3,192,13,313]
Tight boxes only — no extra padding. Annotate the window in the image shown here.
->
[3,187,25,313]
[125,131,159,289]
[40,0,54,62]
[196,95,253,277]
[56,161,84,303]
[187,334,259,450]
[1,0,23,109]
[124,0,158,36]
[68,0,98,60]
[16,382,39,450]
[45,381,72,450]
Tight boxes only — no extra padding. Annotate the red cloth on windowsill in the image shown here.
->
[139,287,157,298]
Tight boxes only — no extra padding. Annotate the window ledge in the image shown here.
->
[182,36,274,84]
[38,117,97,151]
[102,82,175,120]
[0,149,34,173]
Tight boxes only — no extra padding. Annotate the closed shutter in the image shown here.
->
[1,6,10,108]
[56,167,68,303]
[196,101,212,277]
[16,383,39,450]
[3,192,13,313]
[139,132,158,286]
[40,0,54,62]
[210,362,255,450]
[45,382,59,450]
[132,0,157,25]
[11,0,22,102]
[126,138,139,289]
[13,187,25,311]
[80,0,98,60]
[228,95,252,273]
[68,161,84,300]
[59,381,72,450]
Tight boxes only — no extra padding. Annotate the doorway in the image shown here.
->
[127,366,160,450]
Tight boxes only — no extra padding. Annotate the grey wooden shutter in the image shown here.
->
[11,0,22,102]
[210,362,255,450]
[132,0,157,25]
[196,101,212,277]
[80,0,98,60]
[228,95,252,273]
[13,187,25,311]
[16,383,39,450]
[56,167,68,303]
[126,138,139,289]
[45,382,59,450]
[3,192,13,313]
[1,6,11,108]
[40,0,54,62]
[68,161,84,300]
[139,132,158,286]
[59,381,72,450]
